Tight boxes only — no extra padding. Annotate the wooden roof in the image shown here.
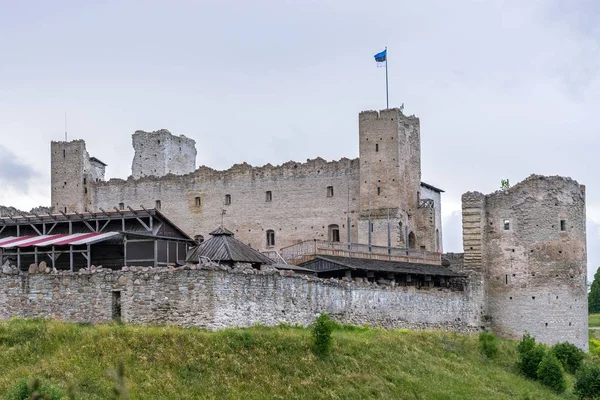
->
[186,227,273,264]
[300,255,464,277]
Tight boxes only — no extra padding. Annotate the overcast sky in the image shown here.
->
[0,0,598,277]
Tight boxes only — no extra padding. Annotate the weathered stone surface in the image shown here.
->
[0,268,479,333]
[29,264,38,274]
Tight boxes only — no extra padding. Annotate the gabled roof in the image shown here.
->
[300,255,463,277]
[89,156,108,166]
[420,182,444,193]
[186,227,273,264]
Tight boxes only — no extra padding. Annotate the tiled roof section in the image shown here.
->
[186,228,273,264]
[302,255,464,277]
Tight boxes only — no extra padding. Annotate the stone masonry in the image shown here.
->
[0,267,480,332]
[463,175,588,350]
[50,108,443,254]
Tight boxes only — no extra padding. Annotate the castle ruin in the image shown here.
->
[34,107,590,349]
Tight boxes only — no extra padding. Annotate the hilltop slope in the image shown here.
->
[0,320,576,399]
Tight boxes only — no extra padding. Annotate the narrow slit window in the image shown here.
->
[266,230,275,246]
[503,219,510,230]
[266,191,272,202]
[195,197,201,207]
[327,186,334,197]
[560,219,567,231]
[225,194,231,205]
[375,143,379,152]
[377,187,381,195]
[155,200,161,210]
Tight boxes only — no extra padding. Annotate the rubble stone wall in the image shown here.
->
[0,268,480,332]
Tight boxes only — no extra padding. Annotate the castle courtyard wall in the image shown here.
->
[93,158,362,251]
[0,269,480,332]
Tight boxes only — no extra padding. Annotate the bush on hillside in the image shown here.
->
[4,378,64,400]
[478,331,499,359]
[537,353,566,393]
[551,342,585,374]
[574,363,600,399]
[517,333,546,379]
[312,313,333,357]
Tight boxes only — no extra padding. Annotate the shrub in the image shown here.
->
[517,334,546,379]
[574,363,600,399]
[478,331,499,359]
[4,378,65,400]
[312,313,333,357]
[551,342,585,374]
[537,353,566,393]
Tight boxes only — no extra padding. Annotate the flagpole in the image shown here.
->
[385,46,389,109]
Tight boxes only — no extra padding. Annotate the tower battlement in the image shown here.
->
[131,129,197,179]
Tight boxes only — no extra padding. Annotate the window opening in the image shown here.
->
[155,200,161,210]
[375,143,379,152]
[266,230,275,246]
[118,202,124,210]
[112,291,122,322]
[328,224,340,242]
[225,194,231,205]
[266,191,272,202]
[327,186,334,197]
[503,219,510,230]
[195,197,201,207]
[408,232,417,249]
[377,187,381,195]
[560,219,567,231]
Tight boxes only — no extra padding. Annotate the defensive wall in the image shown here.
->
[51,108,444,254]
[463,175,588,350]
[0,267,481,332]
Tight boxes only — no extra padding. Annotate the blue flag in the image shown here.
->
[374,49,386,67]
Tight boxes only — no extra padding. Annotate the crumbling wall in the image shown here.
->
[0,268,480,332]
[465,175,588,350]
[131,129,197,179]
[51,140,93,213]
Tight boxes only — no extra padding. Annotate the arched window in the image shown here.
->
[408,231,417,249]
[328,224,340,242]
[266,230,275,247]
[435,229,440,252]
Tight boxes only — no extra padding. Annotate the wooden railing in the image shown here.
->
[270,240,441,266]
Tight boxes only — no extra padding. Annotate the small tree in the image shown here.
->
[537,353,567,393]
[574,363,600,399]
[312,313,334,357]
[589,267,600,314]
[551,342,585,374]
[501,179,510,191]
[478,331,499,359]
[517,333,546,379]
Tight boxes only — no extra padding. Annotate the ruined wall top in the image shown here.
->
[131,129,197,179]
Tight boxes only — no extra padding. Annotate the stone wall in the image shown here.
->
[131,129,197,179]
[51,108,443,253]
[0,268,480,332]
[463,175,588,350]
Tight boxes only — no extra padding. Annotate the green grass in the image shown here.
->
[0,319,579,399]
[589,314,600,328]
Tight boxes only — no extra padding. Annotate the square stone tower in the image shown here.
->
[131,129,197,179]
[357,108,436,251]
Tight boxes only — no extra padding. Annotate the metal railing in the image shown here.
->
[273,240,441,266]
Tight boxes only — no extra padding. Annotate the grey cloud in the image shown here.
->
[442,210,463,253]
[0,145,37,192]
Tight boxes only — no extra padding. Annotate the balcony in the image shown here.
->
[266,240,442,266]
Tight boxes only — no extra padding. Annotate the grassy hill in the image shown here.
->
[0,319,580,399]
